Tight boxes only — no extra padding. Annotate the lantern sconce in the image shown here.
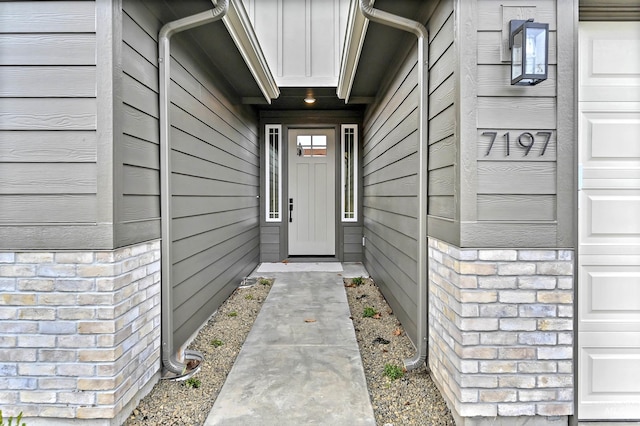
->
[509,19,549,86]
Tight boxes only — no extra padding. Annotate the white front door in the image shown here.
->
[288,129,335,255]
[578,21,640,420]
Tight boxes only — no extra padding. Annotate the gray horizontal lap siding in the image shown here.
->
[362,46,420,343]
[343,225,363,262]
[260,225,280,262]
[0,1,100,249]
[120,3,160,247]
[123,0,260,349]
[468,0,559,248]
[427,0,456,244]
[361,0,454,345]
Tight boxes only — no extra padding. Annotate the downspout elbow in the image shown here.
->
[159,0,229,41]
[358,0,427,39]
[158,0,229,375]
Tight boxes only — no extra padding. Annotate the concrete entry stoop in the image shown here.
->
[204,263,375,425]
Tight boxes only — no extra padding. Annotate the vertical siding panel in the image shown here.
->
[310,0,335,79]
[251,0,279,77]
[281,0,306,78]
[249,0,349,86]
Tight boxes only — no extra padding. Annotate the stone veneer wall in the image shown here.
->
[428,237,574,426]
[0,240,161,425]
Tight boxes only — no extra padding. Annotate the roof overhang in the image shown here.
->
[153,0,278,104]
[337,0,436,103]
[222,0,279,103]
[336,0,370,103]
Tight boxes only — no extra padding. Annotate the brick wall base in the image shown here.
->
[428,237,573,425]
[0,241,162,425]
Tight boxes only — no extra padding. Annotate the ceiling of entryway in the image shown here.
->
[252,87,365,110]
[153,0,435,110]
[342,0,435,100]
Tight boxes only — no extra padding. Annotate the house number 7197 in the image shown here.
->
[482,131,553,157]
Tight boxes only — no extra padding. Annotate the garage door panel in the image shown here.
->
[589,193,640,234]
[579,265,640,331]
[579,108,640,165]
[580,191,640,245]
[579,333,640,419]
[580,22,640,102]
[579,21,640,420]
[592,121,640,158]
[586,349,640,395]
[592,39,640,75]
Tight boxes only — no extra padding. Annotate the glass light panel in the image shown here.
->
[511,30,523,80]
[527,27,547,75]
[341,125,358,222]
[312,136,327,157]
[298,135,327,157]
[266,125,281,221]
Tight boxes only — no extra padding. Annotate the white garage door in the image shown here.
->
[578,22,640,420]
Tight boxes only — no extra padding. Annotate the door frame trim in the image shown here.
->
[286,127,337,256]
[259,111,365,263]
[283,124,340,259]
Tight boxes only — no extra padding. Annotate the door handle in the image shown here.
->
[289,198,293,222]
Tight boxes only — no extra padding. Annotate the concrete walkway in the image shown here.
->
[204,263,376,425]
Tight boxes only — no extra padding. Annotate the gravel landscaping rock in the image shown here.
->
[124,279,273,426]
[126,274,454,425]
[345,277,455,426]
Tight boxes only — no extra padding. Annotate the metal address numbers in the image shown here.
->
[482,131,553,157]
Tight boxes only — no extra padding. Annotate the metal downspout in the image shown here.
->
[358,0,429,371]
[159,0,229,374]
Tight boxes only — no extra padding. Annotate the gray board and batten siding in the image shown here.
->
[259,110,364,263]
[123,0,262,348]
[0,1,110,249]
[361,0,454,346]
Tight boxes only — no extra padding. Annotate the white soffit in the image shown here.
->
[223,0,280,103]
[336,0,372,102]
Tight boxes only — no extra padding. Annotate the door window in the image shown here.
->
[297,135,327,157]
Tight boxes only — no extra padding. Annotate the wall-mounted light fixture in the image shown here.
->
[509,19,549,86]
